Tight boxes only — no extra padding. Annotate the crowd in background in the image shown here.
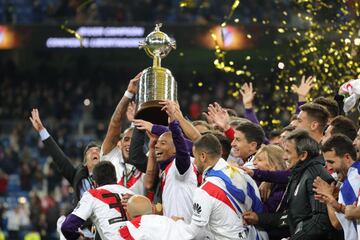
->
[0,0,293,25]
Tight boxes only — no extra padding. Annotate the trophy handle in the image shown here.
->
[170,39,176,50]
[139,41,146,50]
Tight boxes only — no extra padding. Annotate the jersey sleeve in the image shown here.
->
[191,188,213,227]
[71,191,95,221]
[100,146,120,161]
[172,161,194,180]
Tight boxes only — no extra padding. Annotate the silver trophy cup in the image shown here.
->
[135,23,177,125]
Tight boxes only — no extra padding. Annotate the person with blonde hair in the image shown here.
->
[245,144,287,213]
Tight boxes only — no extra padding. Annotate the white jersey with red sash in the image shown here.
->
[335,161,360,240]
[189,158,268,240]
[161,158,198,224]
[101,147,145,195]
[119,215,194,240]
[71,184,134,240]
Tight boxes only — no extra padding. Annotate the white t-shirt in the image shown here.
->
[187,158,268,240]
[119,215,194,240]
[72,184,134,240]
[101,147,145,196]
[161,159,198,223]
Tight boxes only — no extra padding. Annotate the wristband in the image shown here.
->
[124,90,134,99]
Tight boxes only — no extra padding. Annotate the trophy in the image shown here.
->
[135,23,177,125]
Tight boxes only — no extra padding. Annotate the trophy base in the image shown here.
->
[135,100,169,126]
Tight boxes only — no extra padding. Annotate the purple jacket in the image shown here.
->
[253,169,291,212]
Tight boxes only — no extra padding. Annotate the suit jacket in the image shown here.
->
[43,136,90,203]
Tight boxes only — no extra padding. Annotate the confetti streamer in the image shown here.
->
[60,22,84,47]
[59,0,94,47]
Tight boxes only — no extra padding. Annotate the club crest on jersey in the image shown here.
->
[193,203,202,215]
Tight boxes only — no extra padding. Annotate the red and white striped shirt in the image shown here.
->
[72,184,134,240]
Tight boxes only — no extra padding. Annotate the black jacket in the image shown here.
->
[286,156,335,240]
[258,156,338,240]
[43,136,90,202]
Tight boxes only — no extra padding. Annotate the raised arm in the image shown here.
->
[30,109,76,184]
[102,73,141,155]
[174,103,201,142]
[207,102,230,129]
[240,82,260,125]
[161,100,191,175]
[241,166,291,184]
[292,75,315,113]
[150,103,201,142]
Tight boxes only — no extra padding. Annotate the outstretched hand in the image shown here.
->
[239,166,254,177]
[29,108,44,132]
[291,76,315,102]
[127,72,142,94]
[207,102,230,131]
[240,83,256,109]
[133,119,153,133]
[160,100,181,122]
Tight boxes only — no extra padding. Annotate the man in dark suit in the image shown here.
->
[30,108,100,202]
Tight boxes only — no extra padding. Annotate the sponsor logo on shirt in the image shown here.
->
[238,228,248,239]
[193,203,202,215]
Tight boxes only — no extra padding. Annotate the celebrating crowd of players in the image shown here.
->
[29,73,360,240]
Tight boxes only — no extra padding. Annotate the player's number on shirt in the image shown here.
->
[102,193,127,224]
